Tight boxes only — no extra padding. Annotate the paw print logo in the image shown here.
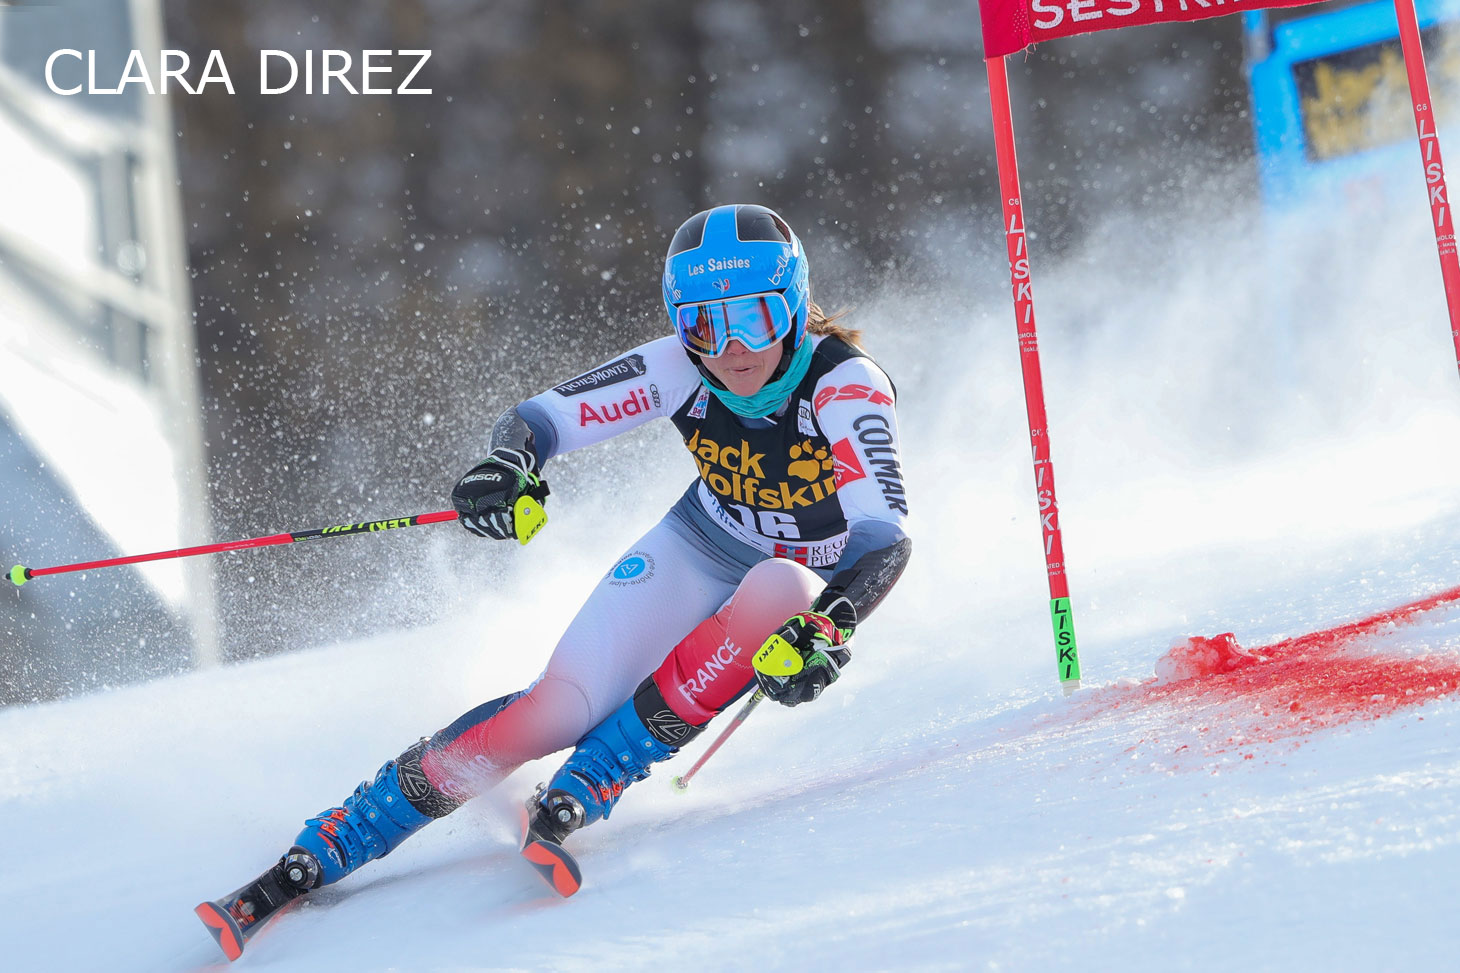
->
[787,440,834,482]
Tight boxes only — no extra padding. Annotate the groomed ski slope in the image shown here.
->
[4,203,1460,970]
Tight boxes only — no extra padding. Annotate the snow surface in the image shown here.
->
[4,188,1460,971]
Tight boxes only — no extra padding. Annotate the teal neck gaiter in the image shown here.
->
[703,336,815,418]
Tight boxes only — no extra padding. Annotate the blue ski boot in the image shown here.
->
[534,680,703,836]
[290,740,460,887]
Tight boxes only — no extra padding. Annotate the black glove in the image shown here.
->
[754,594,857,707]
[451,447,550,540]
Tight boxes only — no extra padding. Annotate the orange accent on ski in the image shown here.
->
[521,840,583,897]
[518,804,583,897]
[195,901,244,962]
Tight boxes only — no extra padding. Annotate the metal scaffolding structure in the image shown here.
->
[0,0,218,673]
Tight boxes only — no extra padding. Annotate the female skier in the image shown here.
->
[198,203,911,957]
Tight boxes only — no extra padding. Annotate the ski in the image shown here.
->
[196,802,579,962]
[194,852,317,962]
[519,798,583,897]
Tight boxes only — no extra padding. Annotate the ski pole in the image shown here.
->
[670,689,765,793]
[9,495,548,587]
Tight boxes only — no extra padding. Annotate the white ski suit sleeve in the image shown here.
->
[808,355,911,618]
[496,335,701,465]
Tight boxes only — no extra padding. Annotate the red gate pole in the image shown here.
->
[985,55,1082,695]
[1394,0,1460,378]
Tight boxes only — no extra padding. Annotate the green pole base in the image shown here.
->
[1050,596,1082,689]
[10,564,30,587]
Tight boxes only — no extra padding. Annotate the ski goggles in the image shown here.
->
[672,291,794,358]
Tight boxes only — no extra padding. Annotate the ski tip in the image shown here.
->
[1061,679,1081,697]
[194,901,245,962]
[521,839,583,897]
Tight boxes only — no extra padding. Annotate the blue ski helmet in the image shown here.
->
[662,204,811,357]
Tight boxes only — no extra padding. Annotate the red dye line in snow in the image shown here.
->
[1097,585,1460,756]
[1262,583,1460,660]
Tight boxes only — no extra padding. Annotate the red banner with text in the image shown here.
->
[979,0,1329,58]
